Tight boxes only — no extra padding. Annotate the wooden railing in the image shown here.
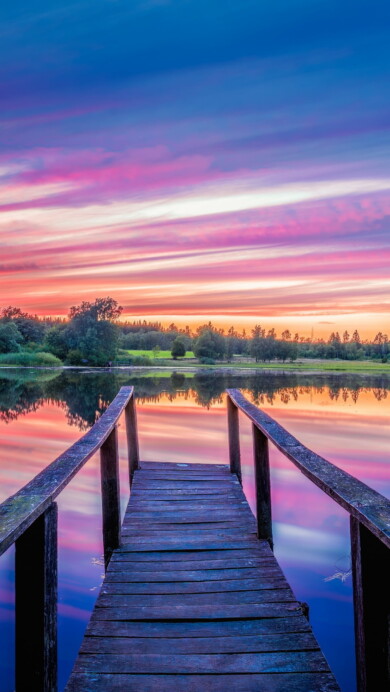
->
[0,386,139,692]
[226,388,390,692]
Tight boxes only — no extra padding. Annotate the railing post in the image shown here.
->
[100,426,121,568]
[350,516,390,692]
[125,395,140,483]
[252,423,273,548]
[227,395,241,483]
[15,502,58,692]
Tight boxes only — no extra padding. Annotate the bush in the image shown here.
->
[115,354,152,366]
[0,351,63,366]
[131,355,152,366]
[200,357,215,365]
[65,349,84,365]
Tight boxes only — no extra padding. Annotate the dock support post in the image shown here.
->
[227,395,241,483]
[350,516,390,692]
[252,423,273,548]
[15,502,58,692]
[125,395,140,483]
[100,426,121,568]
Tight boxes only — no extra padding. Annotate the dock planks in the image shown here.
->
[66,462,340,691]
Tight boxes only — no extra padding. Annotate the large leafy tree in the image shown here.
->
[66,297,122,365]
[69,297,122,321]
[194,329,225,361]
[1,306,45,344]
[44,297,122,365]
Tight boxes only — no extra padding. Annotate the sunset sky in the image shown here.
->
[1,0,389,336]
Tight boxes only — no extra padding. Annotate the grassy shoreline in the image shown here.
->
[0,360,389,375]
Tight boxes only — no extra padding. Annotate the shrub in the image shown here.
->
[131,355,153,366]
[65,349,84,365]
[0,351,63,366]
[171,338,186,359]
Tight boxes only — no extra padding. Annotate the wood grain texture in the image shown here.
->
[100,426,121,568]
[66,461,340,691]
[72,650,330,674]
[66,672,340,692]
[350,516,390,692]
[15,502,58,692]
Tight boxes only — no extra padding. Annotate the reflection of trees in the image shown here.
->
[0,370,61,423]
[45,373,121,429]
[0,369,389,428]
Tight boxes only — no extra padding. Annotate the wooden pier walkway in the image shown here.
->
[1,386,389,691]
[66,460,339,691]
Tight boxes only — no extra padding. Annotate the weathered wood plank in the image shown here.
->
[127,499,247,509]
[121,528,257,539]
[119,540,262,552]
[122,521,257,531]
[113,545,273,560]
[125,506,253,515]
[66,672,340,692]
[105,566,281,581]
[73,650,329,674]
[100,577,289,594]
[134,472,231,480]
[132,480,238,489]
[85,615,313,638]
[108,557,275,570]
[139,461,229,471]
[95,588,295,607]
[80,631,318,654]
[129,488,238,496]
[90,603,302,621]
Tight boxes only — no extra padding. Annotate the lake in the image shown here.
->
[0,367,389,691]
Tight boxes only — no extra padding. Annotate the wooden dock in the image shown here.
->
[66,460,339,691]
[1,385,389,691]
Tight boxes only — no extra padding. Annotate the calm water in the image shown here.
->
[0,368,389,691]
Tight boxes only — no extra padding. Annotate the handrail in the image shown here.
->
[0,385,140,692]
[0,386,137,556]
[226,388,390,692]
[227,388,390,548]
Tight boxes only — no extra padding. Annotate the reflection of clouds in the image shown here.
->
[274,522,348,567]
[58,603,91,621]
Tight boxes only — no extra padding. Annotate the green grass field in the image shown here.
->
[124,349,195,359]
[122,351,389,373]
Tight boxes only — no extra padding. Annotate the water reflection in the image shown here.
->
[0,368,389,691]
[0,368,389,428]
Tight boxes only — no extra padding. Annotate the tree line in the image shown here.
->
[0,297,388,366]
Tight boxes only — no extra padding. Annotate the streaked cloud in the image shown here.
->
[0,0,389,333]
